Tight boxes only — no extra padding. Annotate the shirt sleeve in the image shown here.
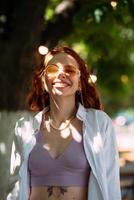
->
[103,114,121,200]
[6,120,23,200]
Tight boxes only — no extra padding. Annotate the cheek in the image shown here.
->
[42,76,53,92]
[72,78,80,91]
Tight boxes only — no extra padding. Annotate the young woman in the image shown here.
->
[7,46,121,200]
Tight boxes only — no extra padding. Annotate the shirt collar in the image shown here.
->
[76,103,87,122]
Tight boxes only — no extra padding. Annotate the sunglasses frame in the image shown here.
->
[44,64,81,78]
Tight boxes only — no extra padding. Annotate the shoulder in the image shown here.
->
[15,110,43,140]
[86,108,113,133]
[16,110,43,127]
[86,108,112,122]
[15,112,34,130]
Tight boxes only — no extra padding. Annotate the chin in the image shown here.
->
[52,89,73,97]
[52,86,77,97]
[52,88,63,95]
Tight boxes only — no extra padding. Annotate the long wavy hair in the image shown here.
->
[27,46,103,111]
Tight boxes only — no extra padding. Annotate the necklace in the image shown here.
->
[48,111,76,131]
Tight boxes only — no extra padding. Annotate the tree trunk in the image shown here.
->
[0,0,49,110]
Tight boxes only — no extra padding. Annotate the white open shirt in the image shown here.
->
[7,103,121,200]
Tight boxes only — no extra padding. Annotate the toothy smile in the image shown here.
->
[53,83,69,87]
[52,81,71,87]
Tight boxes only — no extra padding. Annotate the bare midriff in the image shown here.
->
[29,186,88,200]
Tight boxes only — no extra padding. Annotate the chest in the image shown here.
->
[41,117,83,159]
[28,117,90,171]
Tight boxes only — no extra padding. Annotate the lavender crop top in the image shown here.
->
[28,130,91,187]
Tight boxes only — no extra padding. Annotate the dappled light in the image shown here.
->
[121,75,129,84]
[0,142,6,154]
[38,45,49,55]
[43,143,50,151]
[110,1,117,9]
[92,133,102,154]
[1,0,134,199]
[60,128,70,139]
[55,0,73,15]
[10,141,21,175]
[89,74,97,83]
[70,124,82,143]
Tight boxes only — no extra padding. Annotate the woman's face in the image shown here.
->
[43,52,80,97]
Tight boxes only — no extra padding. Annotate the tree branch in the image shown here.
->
[40,0,81,48]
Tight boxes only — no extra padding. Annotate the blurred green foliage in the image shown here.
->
[44,0,62,21]
[1,0,134,113]
[44,0,134,114]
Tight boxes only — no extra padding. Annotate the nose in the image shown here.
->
[56,68,68,78]
[57,71,67,79]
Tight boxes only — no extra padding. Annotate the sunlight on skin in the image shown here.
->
[45,120,51,132]
[46,123,80,140]
[44,67,74,97]
[60,127,70,138]
[44,54,53,66]
[48,124,82,142]
[43,143,50,151]
[70,124,82,143]
[42,73,60,110]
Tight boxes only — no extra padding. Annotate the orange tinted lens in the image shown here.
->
[64,66,77,76]
[45,65,80,77]
[46,65,58,77]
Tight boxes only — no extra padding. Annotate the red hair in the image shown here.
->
[27,46,103,111]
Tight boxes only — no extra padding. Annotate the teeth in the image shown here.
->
[53,83,68,87]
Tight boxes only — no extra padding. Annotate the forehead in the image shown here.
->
[47,52,79,68]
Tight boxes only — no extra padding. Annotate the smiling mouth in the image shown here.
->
[53,82,70,87]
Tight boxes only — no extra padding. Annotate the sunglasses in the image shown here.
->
[44,64,80,78]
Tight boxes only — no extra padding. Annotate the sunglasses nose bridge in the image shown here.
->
[56,67,69,76]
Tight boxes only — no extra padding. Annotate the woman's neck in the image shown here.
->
[49,96,77,125]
